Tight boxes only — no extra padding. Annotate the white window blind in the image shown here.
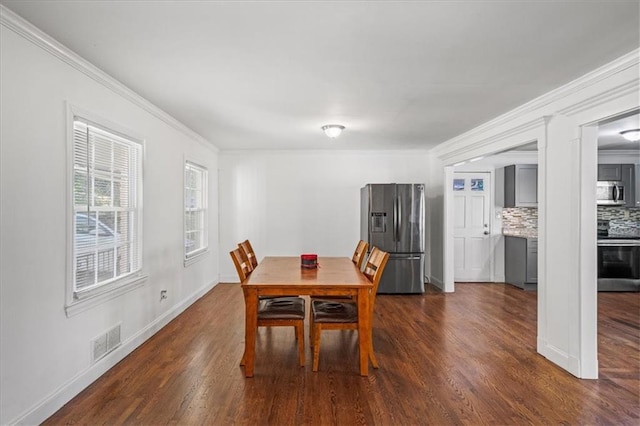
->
[184,161,208,259]
[73,119,142,294]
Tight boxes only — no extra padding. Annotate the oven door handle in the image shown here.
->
[598,241,640,247]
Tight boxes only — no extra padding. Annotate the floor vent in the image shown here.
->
[92,324,121,363]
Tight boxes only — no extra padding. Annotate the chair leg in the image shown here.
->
[309,312,315,347]
[312,324,321,372]
[296,322,305,366]
[368,339,379,369]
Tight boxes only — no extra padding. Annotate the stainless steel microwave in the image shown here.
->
[597,181,625,206]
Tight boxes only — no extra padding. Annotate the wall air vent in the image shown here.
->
[91,324,122,364]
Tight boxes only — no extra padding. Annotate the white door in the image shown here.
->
[453,172,492,282]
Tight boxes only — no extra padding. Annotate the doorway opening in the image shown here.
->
[450,142,539,290]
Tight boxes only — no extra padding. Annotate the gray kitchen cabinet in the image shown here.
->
[621,164,636,207]
[505,236,537,290]
[598,164,622,181]
[504,164,537,207]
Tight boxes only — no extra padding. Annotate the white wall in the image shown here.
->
[219,150,429,281]
[0,17,219,425]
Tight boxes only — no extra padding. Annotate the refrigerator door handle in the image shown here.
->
[390,254,423,260]
[396,195,402,242]
[393,196,398,242]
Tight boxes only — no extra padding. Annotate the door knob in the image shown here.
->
[483,231,490,235]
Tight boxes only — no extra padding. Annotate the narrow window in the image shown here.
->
[184,161,208,261]
[72,118,143,295]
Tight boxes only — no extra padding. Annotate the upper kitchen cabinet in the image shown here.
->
[504,164,538,207]
[621,164,637,207]
[597,164,623,181]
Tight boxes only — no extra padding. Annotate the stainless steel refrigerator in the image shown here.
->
[360,184,425,294]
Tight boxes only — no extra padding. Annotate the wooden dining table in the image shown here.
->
[240,256,373,377]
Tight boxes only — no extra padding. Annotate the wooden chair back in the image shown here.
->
[237,244,254,273]
[230,247,252,282]
[362,246,390,312]
[351,240,369,270]
[238,240,258,270]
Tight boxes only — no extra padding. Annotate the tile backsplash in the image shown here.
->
[502,207,538,237]
[598,206,640,236]
[502,206,640,237]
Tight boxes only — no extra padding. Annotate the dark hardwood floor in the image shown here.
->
[44,283,639,425]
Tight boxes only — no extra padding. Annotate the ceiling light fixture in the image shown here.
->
[322,124,345,138]
[620,129,640,142]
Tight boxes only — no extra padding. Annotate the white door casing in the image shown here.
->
[453,172,492,282]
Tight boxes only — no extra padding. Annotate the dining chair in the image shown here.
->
[238,239,258,270]
[230,247,252,282]
[309,246,389,372]
[352,240,369,270]
[230,248,306,366]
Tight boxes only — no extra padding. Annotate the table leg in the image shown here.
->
[242,287,258,377]
[357,287,370,376]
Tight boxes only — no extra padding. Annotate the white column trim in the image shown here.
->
[577,125,599,379]
[443,166,455,292]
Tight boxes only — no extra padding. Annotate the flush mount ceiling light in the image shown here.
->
[321,124,345,138]
[620,129,640,141]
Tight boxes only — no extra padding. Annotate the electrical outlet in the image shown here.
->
[624,210,630,219]
[160,290,167,300]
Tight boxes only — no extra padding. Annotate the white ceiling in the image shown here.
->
[598,111,640,151]
[2,0,639,151]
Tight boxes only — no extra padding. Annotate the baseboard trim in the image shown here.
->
[429,276,445,291]
[12,280,219,426]
[219,274,241,283]
[537,337,581,378]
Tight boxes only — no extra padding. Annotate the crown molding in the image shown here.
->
[433,48,640,158]
[558,78,639,117]
[0,5,218,153]
[437,117,545,163]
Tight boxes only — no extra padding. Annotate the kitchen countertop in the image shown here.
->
[503,232,640,240]
[597,234,640,240]
[502,229,537,239]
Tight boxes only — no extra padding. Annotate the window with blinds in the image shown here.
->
[73,118,142,294]
[184,161,208,260]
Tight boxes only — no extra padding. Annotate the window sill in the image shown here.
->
[65,273,148,317]
[184,248,209,267]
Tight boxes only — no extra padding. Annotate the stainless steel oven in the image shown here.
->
[597,239,640,291]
